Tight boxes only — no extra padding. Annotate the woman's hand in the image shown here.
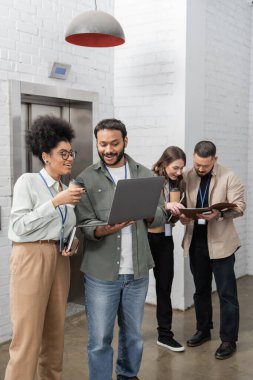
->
[179,213,192,225]
[61,247,77,256]
[52,187,85,208]
[166,202,185,216]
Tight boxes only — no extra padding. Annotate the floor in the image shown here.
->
[0,276,252,380]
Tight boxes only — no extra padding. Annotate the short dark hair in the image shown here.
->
[153,146,186,185]
[26,115,75,163]
[94,118,127,139]
[194,141,216,158]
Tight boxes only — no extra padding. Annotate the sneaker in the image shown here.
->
[157,336,185,352]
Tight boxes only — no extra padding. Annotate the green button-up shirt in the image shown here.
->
[76,154,165,281]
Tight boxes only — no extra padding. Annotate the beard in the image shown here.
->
[98,145,125,167]
[196,170,206,176]
[195,168,213,177]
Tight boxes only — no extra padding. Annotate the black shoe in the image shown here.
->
[187,330,211,347]
[157,336,185,352]
[215,341,236,360]
[117,377,139,380]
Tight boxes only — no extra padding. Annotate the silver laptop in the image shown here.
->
[79,176,164,226]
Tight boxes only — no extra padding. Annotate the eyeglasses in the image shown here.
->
[57,150,77,160]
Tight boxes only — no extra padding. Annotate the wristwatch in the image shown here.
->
[216,210,224,222]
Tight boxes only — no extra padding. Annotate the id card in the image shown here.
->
[198,219,207,225]
[165,223,172,236]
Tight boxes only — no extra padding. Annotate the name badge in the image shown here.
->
[165,223,172,236]
[198,219,207,225]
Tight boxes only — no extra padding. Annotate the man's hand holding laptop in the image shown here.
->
[94,221,135,238]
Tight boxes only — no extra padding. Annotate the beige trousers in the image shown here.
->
[4,242,70,380]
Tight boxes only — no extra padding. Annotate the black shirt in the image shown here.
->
[196,172,212,208]
[193,172,212,235]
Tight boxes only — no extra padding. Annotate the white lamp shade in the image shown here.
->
[65,10,125,47]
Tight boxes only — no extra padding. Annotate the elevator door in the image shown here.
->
[21,96,93,302]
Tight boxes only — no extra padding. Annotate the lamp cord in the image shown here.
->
[95,0,97,11]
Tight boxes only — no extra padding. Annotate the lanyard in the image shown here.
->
[104,160,127,184]
[198,174,212,208]
[38,172,67,250]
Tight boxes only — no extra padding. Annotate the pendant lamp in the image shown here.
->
[65,9,125,48]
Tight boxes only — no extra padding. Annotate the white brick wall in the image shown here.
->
[0,0,115,343]
[0,0,114,104]
[203,0,251,277]
[0,82,12,343]
[115,0,253,309]
[114,0,187,167]
[114,0,188,309]
[1,0,253,343]
[248,2,253,275]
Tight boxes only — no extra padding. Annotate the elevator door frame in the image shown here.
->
[9,80,99,186]
[21,96,93,182]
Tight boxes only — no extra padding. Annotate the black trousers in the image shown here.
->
[148,232,174,338]
[189,227,239,342]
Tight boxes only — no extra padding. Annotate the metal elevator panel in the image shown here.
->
[21,95,93,180]
[29,103,62,174]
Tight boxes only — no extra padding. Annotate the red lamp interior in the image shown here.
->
[65,33,125,47]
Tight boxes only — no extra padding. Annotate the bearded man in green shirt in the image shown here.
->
[76,118,165,380]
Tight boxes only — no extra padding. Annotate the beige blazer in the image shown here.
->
[182,162,246,259]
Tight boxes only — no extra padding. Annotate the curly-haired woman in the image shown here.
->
[5,115,85,380]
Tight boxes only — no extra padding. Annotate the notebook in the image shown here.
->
[65,226,79,253]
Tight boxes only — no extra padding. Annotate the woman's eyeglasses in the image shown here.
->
[57,150,77,160]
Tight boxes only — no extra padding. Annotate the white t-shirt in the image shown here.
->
[105,163,133,274]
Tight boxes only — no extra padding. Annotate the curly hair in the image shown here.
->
[94,118,127,139]
[152,146,186,185]
[26,115,75,163]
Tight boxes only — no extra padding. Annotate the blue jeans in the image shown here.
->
[84,274,149,380]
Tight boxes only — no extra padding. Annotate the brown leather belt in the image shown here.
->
[13,240,59,245]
